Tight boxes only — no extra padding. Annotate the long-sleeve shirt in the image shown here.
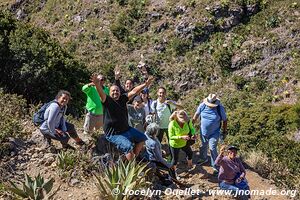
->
[168,120,196,148]
[215,154,246,183]
[145,134,172,168]
[40,101,66,135]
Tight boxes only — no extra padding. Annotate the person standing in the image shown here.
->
[140,88,153,116]
[192,93,227,175]
[82,74,109,135]
[151,87,183,143]
[91,74,154,160]
[168,110,196,178]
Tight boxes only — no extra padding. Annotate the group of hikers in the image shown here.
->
[36,67,250,199]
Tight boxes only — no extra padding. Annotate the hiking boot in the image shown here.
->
[62,143,76,150]
[197,158,208,165]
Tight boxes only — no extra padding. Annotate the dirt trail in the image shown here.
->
[0,131,295,200]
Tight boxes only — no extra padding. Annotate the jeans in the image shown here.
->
[219,181,250,200]
[199,132,219,170]
[106,127,147,154]
[40,122,78,144]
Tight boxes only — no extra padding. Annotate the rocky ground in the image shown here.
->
[0,129,295,200]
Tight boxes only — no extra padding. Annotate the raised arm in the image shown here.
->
[215,145,226,166]
[128,76,154,100]
[114,67,126,94]
[91,74,107,103]
[165,100,183,110]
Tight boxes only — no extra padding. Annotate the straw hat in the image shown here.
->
[203,94,219,107]
[176,110,189,123]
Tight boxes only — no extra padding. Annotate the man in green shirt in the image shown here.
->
[82,74,109,135]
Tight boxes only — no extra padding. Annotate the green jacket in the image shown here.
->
[82,84,109,115]
[168,120,196,148]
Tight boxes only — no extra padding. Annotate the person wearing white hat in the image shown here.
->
[192,93,227,175]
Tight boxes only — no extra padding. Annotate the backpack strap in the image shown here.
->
[166,103,173,114]
[216,105,222,120]
[147,99,151,113]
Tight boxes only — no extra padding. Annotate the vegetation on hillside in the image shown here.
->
[0,0,299,195]
[0,11,89,115]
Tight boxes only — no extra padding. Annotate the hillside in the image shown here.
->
[0,0,299,199]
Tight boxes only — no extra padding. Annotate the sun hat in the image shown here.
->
[176,110,189,123]
[203,93,219,107]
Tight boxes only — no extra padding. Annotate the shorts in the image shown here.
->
[83,112,103,133]
[106,127,147,154]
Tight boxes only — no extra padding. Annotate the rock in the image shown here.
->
[294,131,300,142]
[70,178,80,186]
[32,153,39,158]
[44,157,55,166]
[16,9,26,20]
[172,5,186,17]
[155,21,169,33]
[175,20,195,39]
[44,153,54,159]
[29,130,44,145]
[154,43,166,52]
[8,137,25,148]
[94,135,121,159]
[246,4,260,16]
[151,12,161,20]
[136,18,151,34]
[73,15,83,23]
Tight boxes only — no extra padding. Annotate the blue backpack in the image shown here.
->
[33,101,58,126]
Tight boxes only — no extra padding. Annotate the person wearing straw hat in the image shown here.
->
[169,110,196,177]
[192,93,227,175]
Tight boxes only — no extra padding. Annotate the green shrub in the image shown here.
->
[170,38,191,56]
[110,12,131,42]
[0,90,27,144]
[227,102,300,188]
[0,12,89,116]
[265,15,280,28]
[232,75,248,90]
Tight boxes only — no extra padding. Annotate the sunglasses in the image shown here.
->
[100,78,105,81]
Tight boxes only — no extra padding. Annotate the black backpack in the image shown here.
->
[32,101,59,126]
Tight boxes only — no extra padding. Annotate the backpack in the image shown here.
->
[33,101,59,126]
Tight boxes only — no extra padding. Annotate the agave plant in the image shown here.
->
[6,173,56,200]
[95,159,150,200]
[56,150,76,171]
